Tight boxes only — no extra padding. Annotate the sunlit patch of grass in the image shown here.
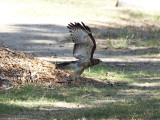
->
[82,64,160,86]
[83,65,134,83]
[107,38,130,48]
[83,65,108,79]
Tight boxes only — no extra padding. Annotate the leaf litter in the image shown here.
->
[0,45,108,90]
[0,45,72,90]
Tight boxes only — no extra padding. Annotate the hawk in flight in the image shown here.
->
[56,22,101,86]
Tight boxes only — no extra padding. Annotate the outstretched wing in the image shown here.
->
[67,22,96,62]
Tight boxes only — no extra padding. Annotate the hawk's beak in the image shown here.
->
[99,60,103,64]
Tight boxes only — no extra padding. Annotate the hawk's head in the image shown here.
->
[92,59,102,66]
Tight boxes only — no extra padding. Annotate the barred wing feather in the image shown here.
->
[67,22,96,62]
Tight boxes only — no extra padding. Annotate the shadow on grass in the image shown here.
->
[0,95,160,119]
[48,98,160,119]
[92,21,160,40]
[0,103,29,118]
[104,61,160,71]
[98,47,160,56]
[1,63,160,119]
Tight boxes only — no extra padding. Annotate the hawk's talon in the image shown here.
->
[72,76,76,85]
[77,80,79,86]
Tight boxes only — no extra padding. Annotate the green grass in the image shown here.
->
[1,64,160,119]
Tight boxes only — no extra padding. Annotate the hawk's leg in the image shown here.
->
[72,67,84,86]
[72,75,76,85]
[72,73,80,86]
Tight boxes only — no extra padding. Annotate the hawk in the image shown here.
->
[56,22,101,86]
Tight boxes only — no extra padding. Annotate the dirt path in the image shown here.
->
[0,1,160,64]
[1,19,160,64]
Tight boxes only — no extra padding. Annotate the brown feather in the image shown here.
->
[65,22,101,85]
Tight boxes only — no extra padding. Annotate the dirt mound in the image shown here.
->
[0,45,72,90]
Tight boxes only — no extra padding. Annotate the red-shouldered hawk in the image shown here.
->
[56,22,101,86]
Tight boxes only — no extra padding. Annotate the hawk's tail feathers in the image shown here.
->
[55,61,77,69]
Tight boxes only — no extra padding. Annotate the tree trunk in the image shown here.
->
[115,0,160,11]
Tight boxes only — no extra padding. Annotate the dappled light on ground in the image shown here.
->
[10,101,86,109]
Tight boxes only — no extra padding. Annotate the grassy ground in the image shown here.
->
[0,0,160,119]
[1,64,160,119]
